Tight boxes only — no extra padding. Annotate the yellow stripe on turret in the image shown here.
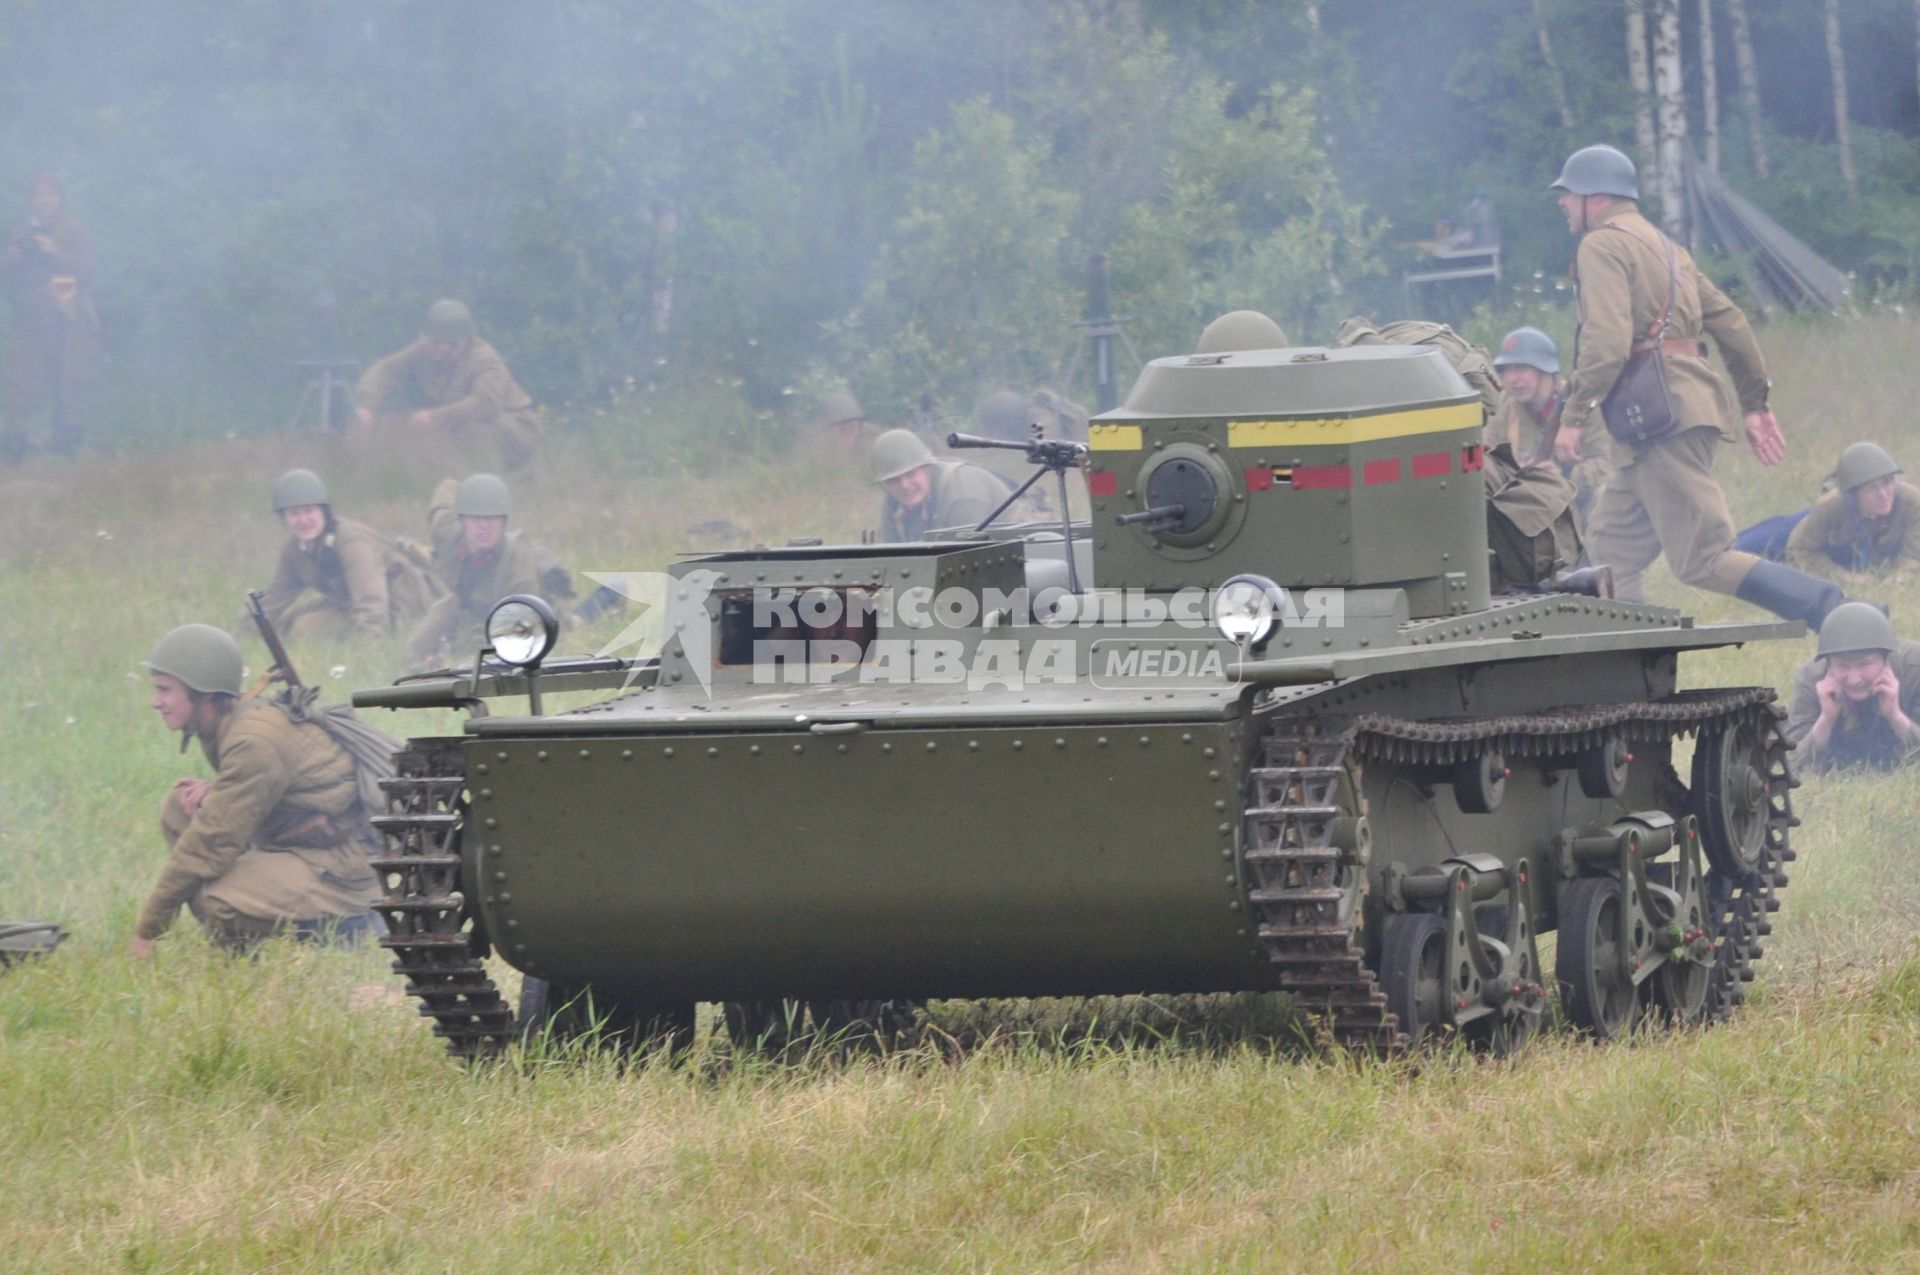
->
[1087,423,1144,451]
[1227,402,1482,448]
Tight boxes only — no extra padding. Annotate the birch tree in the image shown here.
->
[1651,0,1688,242]
[1826,0,1858,199]
[1625,0,1659,191]
[1532,0,1577,133]
[1698,0,1721,171]
[1726,0,1770,180]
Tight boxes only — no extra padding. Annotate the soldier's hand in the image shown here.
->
[1745,410,1785,466]
[130,936,154,959]
[1871,666,1908,726]
[1814,671,1845,723]
[409,411,435,431]
[1552,426,1584,466]
[172,776,212,818]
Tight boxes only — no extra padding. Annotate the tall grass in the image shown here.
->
[3,315,1920,1271]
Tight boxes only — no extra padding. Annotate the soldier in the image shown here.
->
[256,468,443,640]
[408,473,545,664]
[2,172,99,463]
[1785,442,1920,582]
[814,389,880,451]
[1785,603,1920,774]
[871,429,1013,541]
[1551,144,1842,627]
[1492,326,1609,521]
[132,625,380,954]
[356,299,543,478]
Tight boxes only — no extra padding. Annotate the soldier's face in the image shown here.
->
[883,465,933,509]
[1854,475,1897,519]
[28,182,59,220]
[282,504,327,543]
[462,514,507,552]
[1828,650,1890,703]
[1499,365,1551,406]
[1556,190,1585,234]
[426,340,463,364]
[150,674,196,732]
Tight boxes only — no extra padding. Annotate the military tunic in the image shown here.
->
[2,210,99,457]
[356,338,543,476]
[258,516,444,640]
[1785,639,1920,774]
[137,699,379,944]
[1492,377,1610,518]
[1568,204,1771,603]
[878,461,1014,541]
[407,479,545,661]
[1784,481,1920,579]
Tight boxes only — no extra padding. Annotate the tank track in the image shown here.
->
[1244,688,1795,1052]
[369,745,516,1060]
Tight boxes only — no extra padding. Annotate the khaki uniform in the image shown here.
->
[1568,204,1771,603]
[1784,482,1920,579]
[879,461,1014,541]
[137,699,379,944]
[356,338,543,476]
[1491,378,1610,517]
[258,516,445,640]
[2,211,100,458]
[1785,639,1920,774]
[407,479,544,661]
[1483,444,1583,592]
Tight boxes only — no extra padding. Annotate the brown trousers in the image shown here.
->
[1584,426,1758,603]
[160,786,377,947]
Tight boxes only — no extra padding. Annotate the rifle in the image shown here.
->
[246,589,305,691]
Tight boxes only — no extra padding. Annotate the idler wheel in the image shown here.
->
[518,977,696,1056]
[1555,877,1638,1040]
[1692,720,1781,877]
[1381,912,1450,1047]
[1577,736,1632,800]
[1451,751,1507,814]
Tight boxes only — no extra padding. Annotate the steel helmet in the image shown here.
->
[870,429,935,483]
[1493,327,1560,374]
[144,624,245,697]
[1194,310,1290,355]
[1815,601,1897,658]
[423,298,477,342]
[816,390,865,428]
[1833,442,1901,493]
[455,473,513,517]
[973,390,1031,441]
[271,467,330,511]
[1549,145,1639,200]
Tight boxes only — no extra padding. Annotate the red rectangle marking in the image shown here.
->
[1412,450,1452,478]
[1087,470,1118,497]
[1362,458,1402,485]
[1291,464,1351,490]
[1243,466,1273,492]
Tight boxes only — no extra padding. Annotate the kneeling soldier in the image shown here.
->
[1786,602,1920,774]
[257,467,442,639]
[133,625,379,954]
[407,474,546,664]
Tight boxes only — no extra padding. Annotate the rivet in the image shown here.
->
[1181,733,1193,744]
[926,741,938,752]
[478,788,491,799]
[1219,823,1232,835]
[496,751,508,761]
[1138,736,1151,747]
[505,919,519,929]
[494,871,507,883]
[498,892,511,903]
[1208,770,1220,781]
[1055,738,1067,748]
[483,817,498,829]
[793,744,805,754]
[1214,800,1227,811]
[750,744,761,756]
[513,943,527,953]
[1221,848,1232,859]
[1097,736,1108,748]
[475,763,490,775]
[968,740,980,751]
[579,748,591,759]
[1227,901,1241,911]
[1203,747,1217,759]
[707,746,719,757]
[880,742,893,753]
[663,746,675,758]
[1012,739,1024,750]
[536,749,549,761]
[1224,875,1236,886]
[621,749,633,760]
[489,844,502,855]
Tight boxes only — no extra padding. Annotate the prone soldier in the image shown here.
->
[1785,442,1920,582]
[356,299,543,478]
[255,468,444,639]
[133,625,380,954]
[1785,602,1920,774]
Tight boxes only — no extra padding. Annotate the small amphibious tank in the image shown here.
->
[356,342,1799,1059]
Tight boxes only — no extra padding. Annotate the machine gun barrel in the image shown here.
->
[1113,504,1186,527]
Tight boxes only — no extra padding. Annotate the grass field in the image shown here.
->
[4,312,1920,1272]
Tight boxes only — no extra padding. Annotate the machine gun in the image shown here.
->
[246,589,305,692]
[945,429,1089,593]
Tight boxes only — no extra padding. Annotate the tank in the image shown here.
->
[355,342,1799,1059]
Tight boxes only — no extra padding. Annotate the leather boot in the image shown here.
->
[1733,559,1847,629]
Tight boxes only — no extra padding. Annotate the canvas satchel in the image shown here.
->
[1595,224,1681,448]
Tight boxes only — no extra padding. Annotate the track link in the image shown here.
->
[370,746,515,1060]
[1243,689,1796,1052]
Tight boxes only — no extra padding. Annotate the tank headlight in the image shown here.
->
[486,594,560,668]
[1213,574,1288,648]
